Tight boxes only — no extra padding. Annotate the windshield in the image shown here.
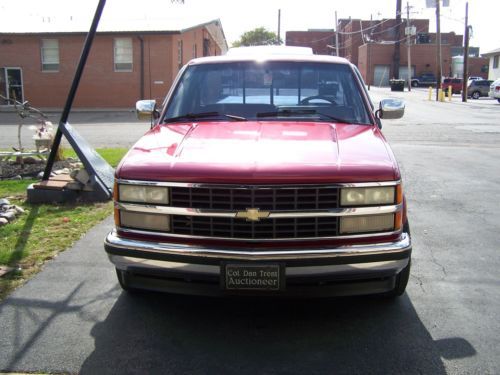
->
[163,61,372,125]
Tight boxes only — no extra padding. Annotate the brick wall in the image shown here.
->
[286,31,335,55]
[468,57,489,79]
[0,24,223,108]
[358,43,453,85]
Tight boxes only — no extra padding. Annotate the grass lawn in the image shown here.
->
[63,147,128,168]
[0,148,127,300]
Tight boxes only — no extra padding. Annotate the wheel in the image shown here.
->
[411,81,418,87]
[471,91,480,99]
[387,259,411,297]
[116,268,137,293]
[385,221,411,297]
[497,99,500,103]
[300,95,336,105]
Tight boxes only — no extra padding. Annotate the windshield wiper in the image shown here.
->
[165,111,246,123]
[256,109,352,124]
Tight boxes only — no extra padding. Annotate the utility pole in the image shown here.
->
[406,2,412,91]
[462,1,469,102]
[277,9,281,45]
[435,0,442,101]
[368,14,373,90]
[392,0,402,79]
[335,11,339,57]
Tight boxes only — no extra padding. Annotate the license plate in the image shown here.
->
[223,264,283,291]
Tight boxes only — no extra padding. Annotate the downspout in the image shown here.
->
[137,36,145,99]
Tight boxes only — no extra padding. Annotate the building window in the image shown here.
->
[41,39,59,72]
[494,55,499,69]
[193,43,197,59]
[178,40,183,69]
[114,38,133,72]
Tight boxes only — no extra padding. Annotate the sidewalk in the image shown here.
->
[0,216,119,373]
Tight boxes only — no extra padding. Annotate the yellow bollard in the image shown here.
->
[428,86,432,100]
[438,88,444,102]
[448,85,452,101]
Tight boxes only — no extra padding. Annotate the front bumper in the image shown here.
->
[104,230,412,297]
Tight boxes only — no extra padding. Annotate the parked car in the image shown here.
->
[443,78,462,95]
[490,79,500,103]
[411,73,437,87]
[468,79,493,99]
[467,76,483,85]
[104,47,412,298]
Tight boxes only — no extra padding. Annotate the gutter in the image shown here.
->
[137,36,145,99]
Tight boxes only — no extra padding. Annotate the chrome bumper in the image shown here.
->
[104,230,411,278]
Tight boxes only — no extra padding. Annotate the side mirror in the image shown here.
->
[377,98,405,120]
[136,99,159,121]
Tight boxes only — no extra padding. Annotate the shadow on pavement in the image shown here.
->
[8,205,40,265]
[80,291,476,374]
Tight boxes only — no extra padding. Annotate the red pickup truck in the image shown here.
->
[104,47,412,297]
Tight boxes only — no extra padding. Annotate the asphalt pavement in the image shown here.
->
[0,87,499,374]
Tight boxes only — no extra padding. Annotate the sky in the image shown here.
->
[0,0,498,54]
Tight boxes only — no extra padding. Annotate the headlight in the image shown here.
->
[340,214,394,234]
[119,184,169,205]
[120,211,170,232]
[340,186,395,206]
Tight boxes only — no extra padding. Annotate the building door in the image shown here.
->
[1,67,24,104]
[0,68,6,105]
[373,65,390,87]
[399,66,415,82]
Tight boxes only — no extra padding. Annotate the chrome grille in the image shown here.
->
[171,216,339,239]
[170,186,339,210]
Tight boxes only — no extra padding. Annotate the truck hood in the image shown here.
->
[117,121,399,183]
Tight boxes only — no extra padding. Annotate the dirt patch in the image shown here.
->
[0,159,77,180]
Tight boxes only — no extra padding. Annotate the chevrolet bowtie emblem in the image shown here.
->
[236,208,270,222]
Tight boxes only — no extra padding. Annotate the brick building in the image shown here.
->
[0,19,227,108]
[286,30,336,55]
[286,17,488,86]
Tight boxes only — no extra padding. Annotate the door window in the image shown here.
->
[2,68,24,103]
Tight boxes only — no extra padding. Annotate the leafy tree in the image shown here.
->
[232,27,282,47]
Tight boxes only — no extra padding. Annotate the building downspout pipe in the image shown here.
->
[138,36,145,100]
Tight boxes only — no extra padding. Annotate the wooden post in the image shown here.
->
[406,2,412,92]
[462,2,469,102]
[335,11,339,57]
[435,0,442,101]
[393,0,403,79]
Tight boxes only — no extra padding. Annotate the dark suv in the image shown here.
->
[468,79,493,99]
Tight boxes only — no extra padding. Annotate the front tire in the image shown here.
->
[411,81,418,87]
[385,221,411,297]
[387,260,411,297]
[116,268,137,293]
[472,91,480,99]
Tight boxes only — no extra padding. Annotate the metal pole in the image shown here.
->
[435,0,442,101]
[406,2,412,92]
[335,11,339,57]
[42,0,107,180]
[277,9,281,45]
[462,2,469,102]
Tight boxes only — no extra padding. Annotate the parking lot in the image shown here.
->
[0,87,499,374]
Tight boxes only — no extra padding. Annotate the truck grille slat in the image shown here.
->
[169,186,340,239]
[171,215,339,239]
[171,186,339,211]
